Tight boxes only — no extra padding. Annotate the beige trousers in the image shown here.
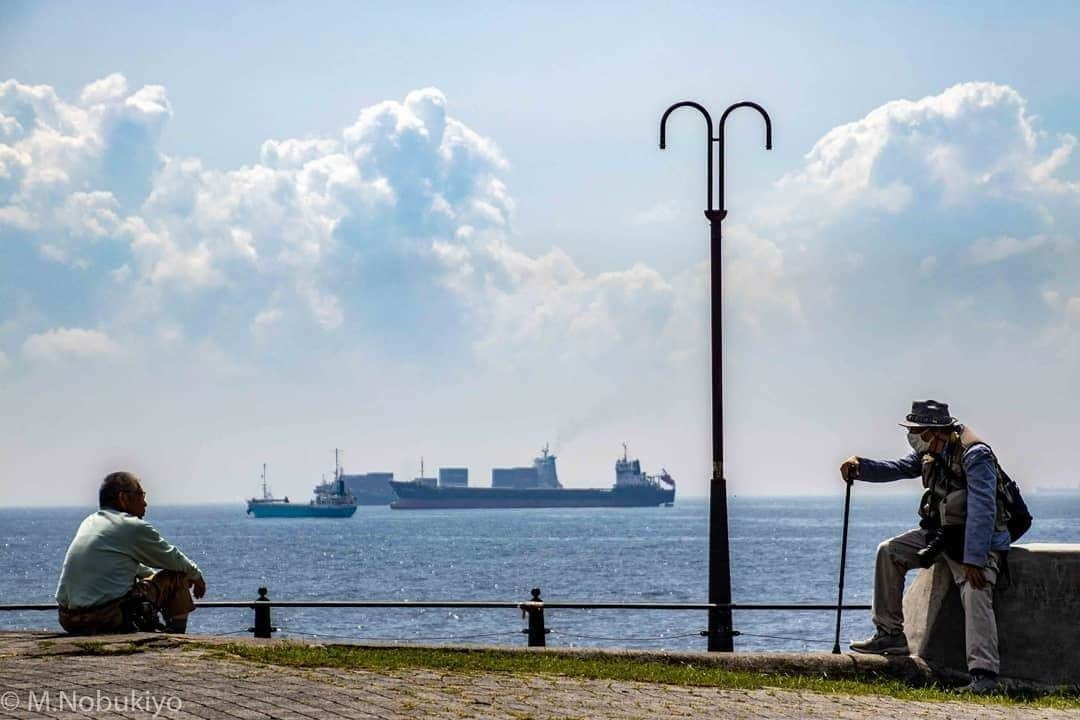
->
[58,570,196,635]
[872,527,1000,674]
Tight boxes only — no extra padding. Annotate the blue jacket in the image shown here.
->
[858,445,1011,566]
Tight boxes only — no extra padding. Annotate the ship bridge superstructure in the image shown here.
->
[534,444,561,488]
[615,444,676,489]
[615,444,649,487]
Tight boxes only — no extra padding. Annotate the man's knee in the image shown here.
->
[877,531,925,571]
[139,571,190,606]
[148,570,190,595]
[150,569,188,585]
[145,571,197,619]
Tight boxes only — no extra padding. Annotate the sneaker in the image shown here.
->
[955,670,998,695]
[163,617,188,634]
[849,628,910,656]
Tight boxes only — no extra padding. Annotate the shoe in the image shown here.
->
[163,617,187,634]
[849,628,910,656]
[955,670,998,695]
[127,601,163,632]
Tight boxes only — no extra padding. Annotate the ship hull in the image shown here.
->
[246,502,357,518]
[389,483,674,509]
[352,492,396,506]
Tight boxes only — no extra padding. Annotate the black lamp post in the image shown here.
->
[659,101,772,652]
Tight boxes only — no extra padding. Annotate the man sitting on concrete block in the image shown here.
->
[840,400,1012,694]
[56,471,206,634]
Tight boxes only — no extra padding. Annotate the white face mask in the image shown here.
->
[908,431,932,454]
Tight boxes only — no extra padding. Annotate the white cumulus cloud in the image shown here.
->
[468,241,676,369]
[6,75,1077,387]
[750,81,1080,340]
[1068,296,1080,327]
[1043,289,1061,310]
[968,234,1046,264]
[4,75,712,380]
[766,82,1078,237]
[920,255,939,277]
[22,327,120,362]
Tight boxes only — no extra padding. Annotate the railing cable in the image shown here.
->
[736,631,835,645]
[552,629,704,643]
[273,625,522,643]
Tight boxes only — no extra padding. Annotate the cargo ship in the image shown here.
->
[246,451,358,518]
[389,445,675,509]
[339,471,396,505]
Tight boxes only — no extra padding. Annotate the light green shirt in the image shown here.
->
[55,509,202,609]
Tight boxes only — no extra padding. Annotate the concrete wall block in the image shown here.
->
[903,544,1080,686]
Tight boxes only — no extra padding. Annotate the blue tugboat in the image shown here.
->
[246,450,358,518]
[389,444,675,509]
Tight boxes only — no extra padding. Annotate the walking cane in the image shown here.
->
[832,472,853,654]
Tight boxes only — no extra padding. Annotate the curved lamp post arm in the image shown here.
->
[716,102,772,219]
[659,101,716,213]
[660,100,771,219]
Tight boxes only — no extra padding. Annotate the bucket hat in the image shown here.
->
[899,399,957,429]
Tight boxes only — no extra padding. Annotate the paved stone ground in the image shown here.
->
[0,632,1073,719]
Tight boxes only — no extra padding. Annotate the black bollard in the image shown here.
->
[251,587,274,639]
[522,587,547,647]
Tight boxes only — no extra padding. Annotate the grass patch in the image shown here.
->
[200,642,1080,710]
[71,640,146,656]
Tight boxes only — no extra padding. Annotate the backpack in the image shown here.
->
[960,432,1033,543]
[997,464,1033,542]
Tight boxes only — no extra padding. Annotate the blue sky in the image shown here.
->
[2,2,1079,505]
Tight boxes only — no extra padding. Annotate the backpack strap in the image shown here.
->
[950,427,1014,534]
[996,550,1012,592]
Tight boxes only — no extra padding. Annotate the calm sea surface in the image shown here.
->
[2,493,1077,652]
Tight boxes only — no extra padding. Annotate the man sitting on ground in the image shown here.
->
[56,471,206,634]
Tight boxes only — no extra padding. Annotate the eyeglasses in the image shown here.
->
[122,489,147,499]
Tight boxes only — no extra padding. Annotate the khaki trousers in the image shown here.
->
[58,570,196,635]
[872,527,1000,674]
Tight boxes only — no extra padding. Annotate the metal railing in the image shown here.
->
[0,586,870,648]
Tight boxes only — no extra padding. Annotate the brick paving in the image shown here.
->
[0,632,1072,719]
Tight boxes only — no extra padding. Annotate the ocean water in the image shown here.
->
[2,493,1077,652]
